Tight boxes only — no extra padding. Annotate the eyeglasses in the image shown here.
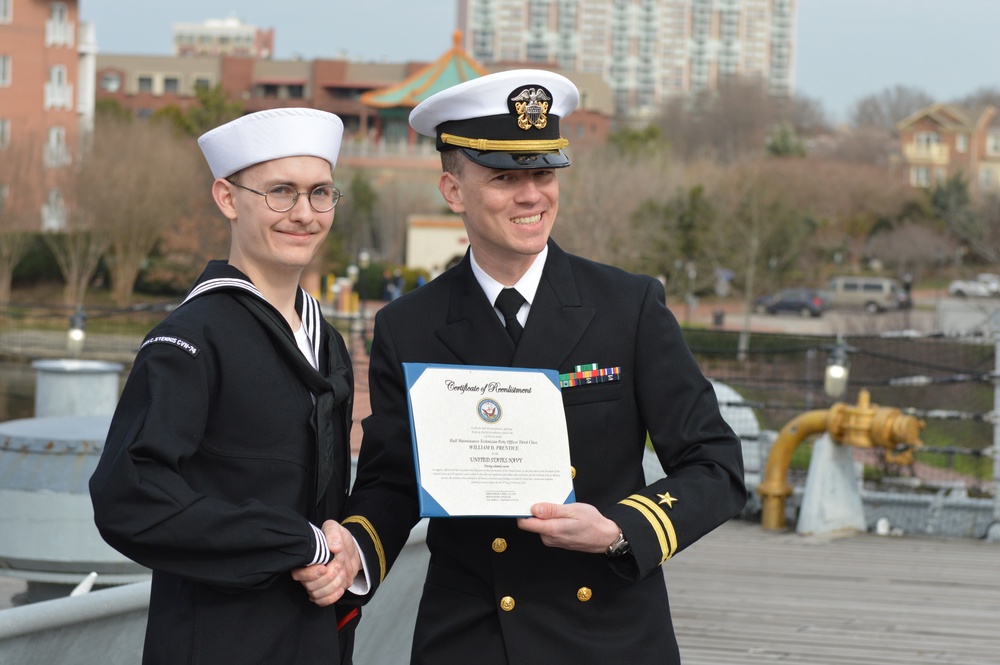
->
[227,180,342,213]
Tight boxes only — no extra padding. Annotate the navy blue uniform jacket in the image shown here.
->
[343,241,747,665]
[90,262,356,665]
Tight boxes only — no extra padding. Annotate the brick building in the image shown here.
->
[894,103,1000,193]
[0,0,95,231]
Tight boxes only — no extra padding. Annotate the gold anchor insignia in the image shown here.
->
[511,87,551,130]
[657,492,678,508]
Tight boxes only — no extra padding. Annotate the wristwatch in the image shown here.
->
[606,529,631,557]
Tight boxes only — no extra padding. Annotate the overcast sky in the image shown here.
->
[81,0,1000,124]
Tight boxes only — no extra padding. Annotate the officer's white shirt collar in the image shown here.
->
[471,245,548,328]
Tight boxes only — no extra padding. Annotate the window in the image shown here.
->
[45,125,70,168]
[41,188,67,231]
[988,134,1000,156]
[0,118,8,149]
[914,132,940,150]
[0,0,11,24]
[101,72,121,92]
[956,133,968,153]
[138,76,153,93]
[44,65,72,110]
[164,77,179,94]
[51,2,67,23]
[46,2,73,47]
[0,55,10,87]
[911,166,930,188]
[980,168,994,190]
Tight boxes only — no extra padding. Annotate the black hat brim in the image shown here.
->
[458,147,571,170]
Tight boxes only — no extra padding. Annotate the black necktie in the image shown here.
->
[494,288,525,344]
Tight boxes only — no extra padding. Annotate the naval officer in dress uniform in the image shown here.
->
[90,108,362,664]
[302,69,747,664]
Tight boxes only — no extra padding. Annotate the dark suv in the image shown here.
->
[754,288,830,317]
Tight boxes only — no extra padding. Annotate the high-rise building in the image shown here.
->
[0,0,95,232]
[457,0,796,119]
[172,17,274,59]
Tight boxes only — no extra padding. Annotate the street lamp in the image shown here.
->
[67,306,86,357]
[824,340,851,400]
[358,249,371,353]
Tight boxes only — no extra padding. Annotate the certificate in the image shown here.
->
[403,362,575,517]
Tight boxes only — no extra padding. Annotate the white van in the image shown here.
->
[826,276,911,313]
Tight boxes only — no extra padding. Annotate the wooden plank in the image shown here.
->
[664,520,1000,665]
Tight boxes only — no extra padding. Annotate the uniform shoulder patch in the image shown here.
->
[141,335,200,357]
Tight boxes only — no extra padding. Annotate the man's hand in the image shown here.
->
[516,502,621,554]
[291,520,362,606]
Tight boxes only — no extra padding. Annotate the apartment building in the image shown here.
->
[0,0,94,231]
[457,0,796,119]
[894,103,1000,193]
[171,17,274,59]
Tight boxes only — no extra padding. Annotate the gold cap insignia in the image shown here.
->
[510,87,552,131]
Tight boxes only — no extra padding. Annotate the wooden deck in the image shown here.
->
[2,519,996,663]
[666,520,1000,665]
[354,518,1000,664]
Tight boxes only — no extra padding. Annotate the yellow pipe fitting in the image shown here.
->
[758,389,924,532]
[758,409,832,531]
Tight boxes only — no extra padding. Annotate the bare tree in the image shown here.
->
[849,84,934,131]
[555,143,684,268]
[865,223,960,276]
[950,86,1000,112]
[656,80,786,163]
[786,93,831,136]
[44,220,110,308]
[824,126,899,167]
[75,114,204,306]
[144,207,230,294]
[373,174,441,265]
[0,138,43,306]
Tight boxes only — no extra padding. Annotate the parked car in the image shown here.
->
[754,287,830,317]
[947,273,1000,298]
[826,276,911,314]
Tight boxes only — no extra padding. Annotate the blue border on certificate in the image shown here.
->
[402,362,574,517]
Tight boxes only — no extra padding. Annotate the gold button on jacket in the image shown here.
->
[500,596,515,612]
[577,587,593,602]
[492,538,507,553]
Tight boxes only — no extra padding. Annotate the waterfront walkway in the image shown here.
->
[3,311,999,663]
[664,520,999,665]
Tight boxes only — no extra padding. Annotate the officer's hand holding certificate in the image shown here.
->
[403,363,575,517]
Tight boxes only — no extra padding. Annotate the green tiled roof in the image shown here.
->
[361,31,487,109]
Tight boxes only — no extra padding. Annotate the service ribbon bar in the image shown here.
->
[559,365,621,388]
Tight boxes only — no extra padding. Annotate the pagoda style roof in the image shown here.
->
[360,31,487,109]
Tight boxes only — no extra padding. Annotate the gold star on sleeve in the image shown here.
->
[657,492,678,508]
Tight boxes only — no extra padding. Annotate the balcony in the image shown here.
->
[43,145,72,169]
[45,20,75,48]
[902,143,950,165]
[44,83,74,111]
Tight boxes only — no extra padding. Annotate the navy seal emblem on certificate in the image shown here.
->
[403,362,575,517]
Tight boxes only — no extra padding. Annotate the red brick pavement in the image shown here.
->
[349,330,370,458]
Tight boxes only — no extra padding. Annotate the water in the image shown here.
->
[0,361,38,422]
